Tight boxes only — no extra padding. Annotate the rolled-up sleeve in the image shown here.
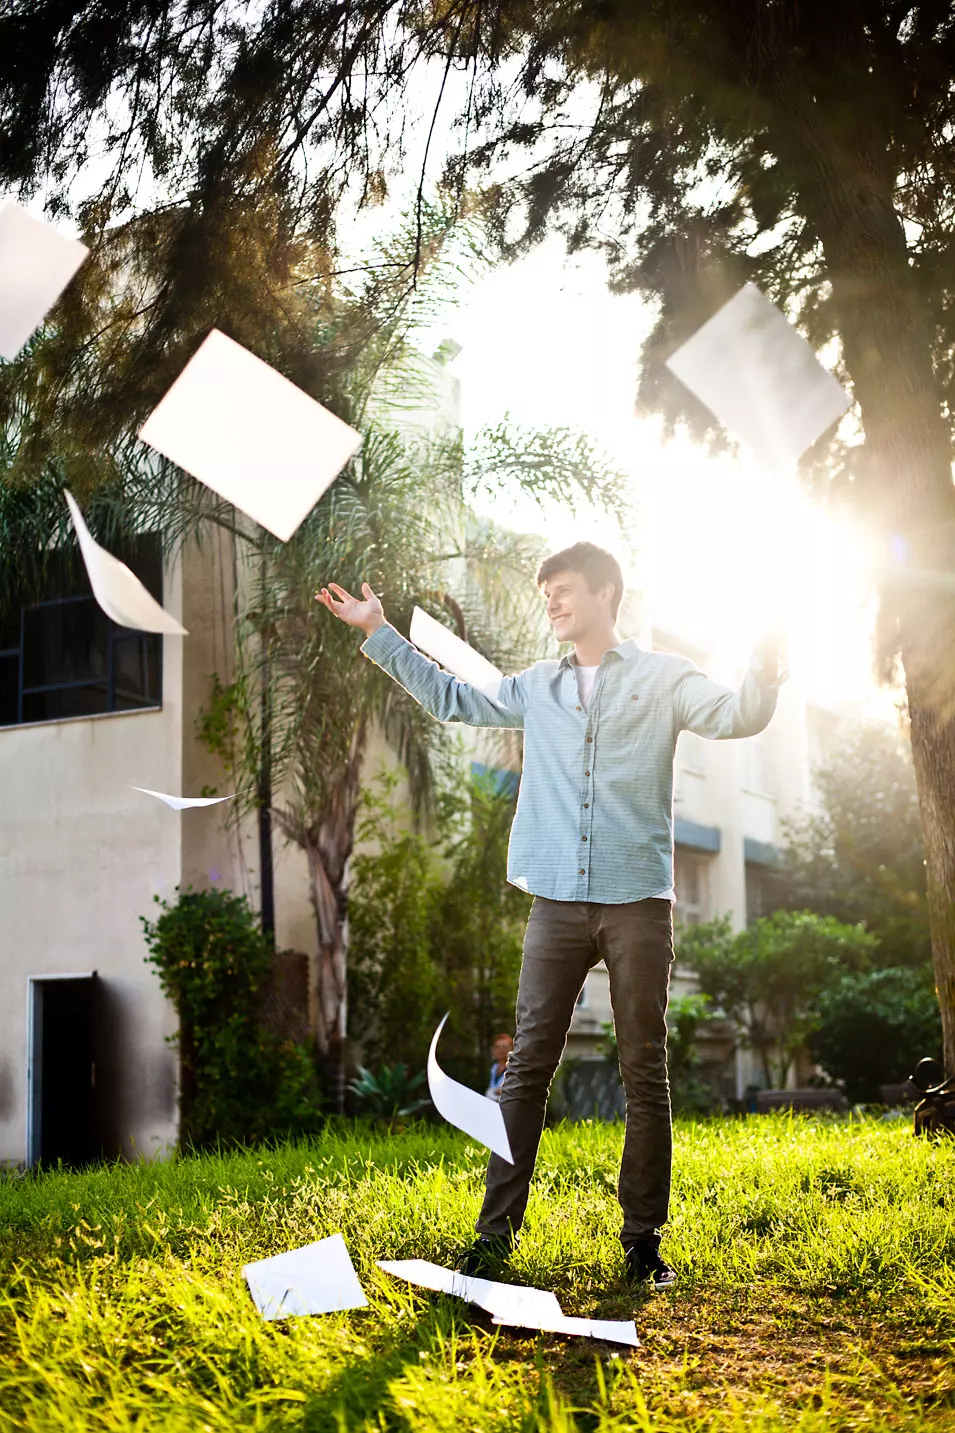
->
[672,651,779,739]
[360,623,527,728]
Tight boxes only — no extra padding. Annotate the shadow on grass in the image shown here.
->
[296,1301,501,1433]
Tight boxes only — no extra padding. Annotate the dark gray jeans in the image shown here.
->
[476,895,674,1250]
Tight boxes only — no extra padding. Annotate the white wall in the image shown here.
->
[0,559,186,1167]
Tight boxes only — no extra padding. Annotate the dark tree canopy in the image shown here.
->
[5,3,955,493]
[4,0,955,1066]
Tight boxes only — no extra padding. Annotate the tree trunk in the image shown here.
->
[748,1008,775,1087]
[900,629,955,1076]
[763,73,955,1076]
[300,722,368,1114]
[821,234,955,1076]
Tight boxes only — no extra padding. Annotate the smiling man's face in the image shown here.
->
[541,568,614,645]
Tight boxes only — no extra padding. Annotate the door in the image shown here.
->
[27,973,100,1168]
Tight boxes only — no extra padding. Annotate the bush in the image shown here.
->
[348,765,529,1087]
[807,966,943,1103]
[678,910,878,1088]
[142,887,322,1147]
[346,1063,430,1124]
[347,774,444,1075]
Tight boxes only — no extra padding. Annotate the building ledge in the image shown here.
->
[743,836,782,867]
[674,817,721,853]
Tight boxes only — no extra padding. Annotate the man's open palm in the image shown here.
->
[316,581,384,635]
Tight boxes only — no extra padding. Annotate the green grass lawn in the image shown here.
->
[1,1115,953,1432]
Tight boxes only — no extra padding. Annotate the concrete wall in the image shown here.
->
[0,560,187,1167]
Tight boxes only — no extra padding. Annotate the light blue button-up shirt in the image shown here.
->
[360,624,779,904]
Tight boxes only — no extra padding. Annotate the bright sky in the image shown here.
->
[414,237,897,718]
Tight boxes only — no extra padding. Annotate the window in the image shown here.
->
[674,848,711,926]
[745,736,775,795]
[745,863,781,925]
[0,536,163,728]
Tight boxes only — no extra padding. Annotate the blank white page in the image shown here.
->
[138,329,362,541]
[0,202,88,360]
[665,282,850,469]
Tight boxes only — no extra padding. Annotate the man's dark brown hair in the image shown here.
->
[536,542,624,622]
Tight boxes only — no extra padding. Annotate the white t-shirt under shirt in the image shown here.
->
[575,663,601,712]
[575,659,676,904]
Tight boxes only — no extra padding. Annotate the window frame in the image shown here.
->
[674,847,712,927]
[0,543,164,730]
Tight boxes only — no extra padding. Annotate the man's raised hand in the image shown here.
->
[316,581,385,637]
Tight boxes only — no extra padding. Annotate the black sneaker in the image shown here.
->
[624,1237,677,1291]
[455,1233,514,1277]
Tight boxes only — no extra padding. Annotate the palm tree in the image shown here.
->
[206,404,625,1111]
[1,198,628,1112]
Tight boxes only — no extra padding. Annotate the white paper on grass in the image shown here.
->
[138,328,362,541]
[377,1260,639,1347]
[409,607,504,703]
[377,1259,562,1324]
[130,787,235,811]
[665,282,851,469]
[63,491,187,635]
[0,202,89,360]
[243,1234,367,1320]
[491,1312,640,1347]
[428,1012,514,1163]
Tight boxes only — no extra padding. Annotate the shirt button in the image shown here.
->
[581,835,588,842]
[583,802,589,809]
[586,736,593,743]
[575,705,582,712]
[584,770,590,777]
[578,868,586,875]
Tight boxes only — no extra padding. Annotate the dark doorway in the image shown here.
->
[28,974,102,1168]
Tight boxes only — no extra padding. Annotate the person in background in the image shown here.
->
[486,1033,514,1102]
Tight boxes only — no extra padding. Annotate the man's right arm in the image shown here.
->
[361,622,527,729]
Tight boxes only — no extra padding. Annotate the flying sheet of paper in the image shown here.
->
[665,282,851,469]
[378,1259,639,1346]
[243,1235,367,1320]
[138,328,363,541]
[0,202,89,360]
[409,607,504,702]
[130,787,235,811]
[428,1013,514,1163]
[64,491,187,636]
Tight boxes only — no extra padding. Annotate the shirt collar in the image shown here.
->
[558,638,642,670]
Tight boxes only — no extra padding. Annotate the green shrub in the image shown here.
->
[347,773,444,1075]
[807,965,943,1102]
[141,887,322,1147]
[348,765,528,1087]
[346,1063,430,1123]
[678,910,878,1088]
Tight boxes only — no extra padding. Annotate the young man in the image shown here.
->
[318,542,782,1290]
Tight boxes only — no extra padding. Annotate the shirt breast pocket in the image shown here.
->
[605,689,665,743]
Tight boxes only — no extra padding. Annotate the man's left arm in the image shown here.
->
[672,636,783,739]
